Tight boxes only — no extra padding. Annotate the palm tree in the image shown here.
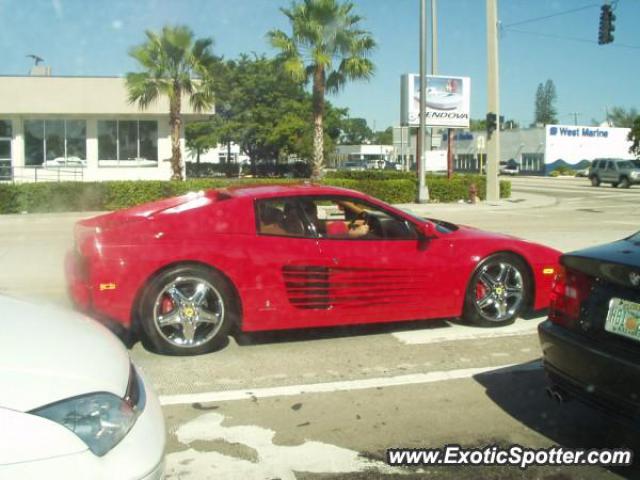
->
[126,25,216,180]
[268,0,375,179]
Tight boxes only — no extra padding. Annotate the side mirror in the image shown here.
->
[419,221,440,239]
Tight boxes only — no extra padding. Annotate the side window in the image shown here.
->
[255,199,308,238]
[606,161,615,170]
[306,197,418,241]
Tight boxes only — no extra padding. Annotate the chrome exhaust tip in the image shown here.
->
[546,386,568,403]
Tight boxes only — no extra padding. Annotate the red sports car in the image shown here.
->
[66,184,560,355]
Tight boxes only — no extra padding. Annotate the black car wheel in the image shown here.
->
[139,264,238,355]
[590,176,601,187]
[619,176,631,188]
[463,254,531,327]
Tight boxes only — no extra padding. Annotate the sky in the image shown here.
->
[1,0,639,130]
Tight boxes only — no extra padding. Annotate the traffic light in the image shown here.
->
[486,112,497,138]
[598,4,615,45]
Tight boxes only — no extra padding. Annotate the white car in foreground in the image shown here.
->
[0,296,165,479]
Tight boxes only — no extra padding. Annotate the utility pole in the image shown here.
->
[429,0,438,154]
[430,0,438,74]
[568,112,581,126]
[417,0,429,202]
[486,0,500,201]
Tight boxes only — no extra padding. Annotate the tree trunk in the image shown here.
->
[169,86,183,181]
[311,66,325,181]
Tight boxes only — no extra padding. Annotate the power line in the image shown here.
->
[502,3,599,28]
[503,27,640,50]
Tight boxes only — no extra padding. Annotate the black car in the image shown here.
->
[539,232,640,422]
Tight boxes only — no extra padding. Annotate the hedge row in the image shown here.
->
[0,174,510,214]
[186,161,312,178]
[324,170,416,181]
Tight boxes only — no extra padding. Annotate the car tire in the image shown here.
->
[138,264,238,355]
[462,254,531,328]
[612,182,619,188]
[619,176,631,188]
[590,176,600,187]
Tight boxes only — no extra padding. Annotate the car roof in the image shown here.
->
[214,183,366,200]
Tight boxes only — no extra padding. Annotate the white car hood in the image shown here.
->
[0,296,130,412]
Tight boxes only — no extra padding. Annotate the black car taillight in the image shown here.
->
[549,266,593,327]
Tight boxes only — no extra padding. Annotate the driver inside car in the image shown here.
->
[326,200,370,238]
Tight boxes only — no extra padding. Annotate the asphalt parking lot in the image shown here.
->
[2,176,639,479]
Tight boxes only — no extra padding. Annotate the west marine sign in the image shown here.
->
[549,126,609,138]
[401,74,471,128]
[545,124,633,166]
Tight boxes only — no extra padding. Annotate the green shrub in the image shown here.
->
[550,166,575,177]
[186,162,241,178]
[500,179,511,198]
[0,174,510,214]
[187,161,312,179]
[102,181,172,210]
[322,178,416,204]
[324,170,415,181]
[12,182,107,213]
[0,184,19,214]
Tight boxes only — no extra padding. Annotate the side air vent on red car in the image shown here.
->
[283,265,331,310]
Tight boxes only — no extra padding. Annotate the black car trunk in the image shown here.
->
[562,238,640,355]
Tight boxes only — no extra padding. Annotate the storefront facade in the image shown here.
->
[0,76,210,182]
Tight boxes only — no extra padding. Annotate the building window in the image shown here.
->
[0,120,11,180]
[0,119,11,138]
[521,153,544,174]
[98,120,158,167]
[454,153,476,172]
[24,119,87,167]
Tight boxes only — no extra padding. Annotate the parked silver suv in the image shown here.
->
[589,158,640,188]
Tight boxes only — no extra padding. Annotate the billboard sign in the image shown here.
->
[401,74,471,128]
[545,124,633,167]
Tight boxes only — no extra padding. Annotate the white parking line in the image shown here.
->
[167,412,397,479]
[391,317,544,345]
[159,361,542,406]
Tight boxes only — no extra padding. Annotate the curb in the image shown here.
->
[394,191,557,215]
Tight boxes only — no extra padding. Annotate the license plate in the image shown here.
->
[605,297,640,343]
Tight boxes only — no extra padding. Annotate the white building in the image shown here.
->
[334,144,395,169]
[186,142,250,165]
[392,124,634,175]
[0,75,211,182]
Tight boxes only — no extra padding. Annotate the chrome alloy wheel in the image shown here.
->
[474,261,524,323]
[152,276,225,348]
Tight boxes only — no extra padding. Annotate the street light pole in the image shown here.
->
[486,0,500,201]
[417,0,429,202]
[431,0,438,74]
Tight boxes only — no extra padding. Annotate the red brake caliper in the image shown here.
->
[476,282,487,301]
[161,295,175,314]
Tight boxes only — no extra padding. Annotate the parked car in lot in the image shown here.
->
[340,160,366,171]
[66,185,561,356]
[0,295,165,479]
[574,167,590,177]
[499,159,520,176]
[383,161,402,171]
[539,232,640,422]
[589,158,640,188]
